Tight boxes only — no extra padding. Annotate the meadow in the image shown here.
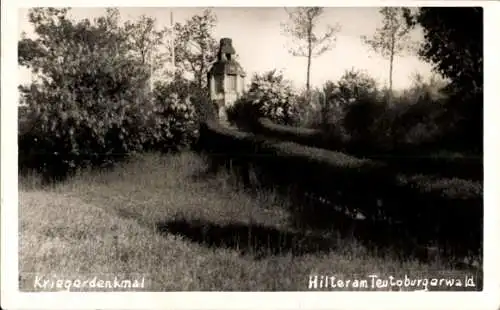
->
[19,152,482,291]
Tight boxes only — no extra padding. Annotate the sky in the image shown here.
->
[17,7,435,91]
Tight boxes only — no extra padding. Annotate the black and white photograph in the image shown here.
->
[1,1,499,309]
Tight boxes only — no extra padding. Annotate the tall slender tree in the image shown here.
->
[281,7,341,98]
[361,7,414,103]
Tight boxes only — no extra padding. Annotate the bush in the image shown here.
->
[402,72,449,103]
[327,68,379,110]
[295,87,343,130]
[298,70,380,147]
[342,95,389,154]
[19,78,201,181]
[227,70,300,130]
[293,69,464,158]
[339,76,452,156]
[249,76,481,179]
[335,88,482,180]
[17,9,200,181]
[390,174,482,255]
[18,53,153,180]
[298,70,379,130]
[147,84,200,152]
[252,118,327,149]
[439,90,483,154]
[153,72,194,102]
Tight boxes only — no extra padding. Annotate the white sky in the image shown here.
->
[17,7,434,90]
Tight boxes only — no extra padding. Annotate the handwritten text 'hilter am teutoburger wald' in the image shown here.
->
[32,274,147,291]
[308,274,477,291]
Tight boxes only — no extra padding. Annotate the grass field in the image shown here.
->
[19,152,482,291]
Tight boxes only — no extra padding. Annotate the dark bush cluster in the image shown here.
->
[18,9,200,182]
[18,52,152,179]
[252,118,326,148]
[286,67,482,159]
[19,79,200,182]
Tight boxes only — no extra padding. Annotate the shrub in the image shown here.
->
[298,69,461,157]
[328,68,379,110]
[153,73,194,102]
[18,60,152,181]
[403,72,449,103]
[390,174,482,254]
[17,9,199,181]
[293,88,318,128]
[295,87,344,130]
[299,70,380,146]
[338,78,452,156]
[227,70,300,130]
[342,95,389,154]
[253,118,326,149]
[299,70,379,130]
[439,90,483,154]
[147,85,200,152]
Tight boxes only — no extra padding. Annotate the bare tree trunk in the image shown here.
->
[306,51,312,94]
[388,32,395,105]
[389,52,393,104]
[306,22,313,105]
[199,49,205,90]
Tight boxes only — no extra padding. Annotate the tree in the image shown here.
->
[19,8,136,86]
[403,7,483,152]
[332,68,379,107]
[18,8,152,178]
[173,9,219,93]
[403,7,482,98]
[123,15,171,89]
[361,7,414,103]
[281,7,341,97]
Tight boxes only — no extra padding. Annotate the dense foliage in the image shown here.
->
[18,8,199,181]
[405,7,482,98]
[174,9,219,90]
[276,67,455,156]
[227,70,300,130]
[149,83,199,152]
[404,7,483,152]
[329,68,379,109]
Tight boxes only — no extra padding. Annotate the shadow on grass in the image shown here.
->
[154,216,474,273]
[155,218,338,259]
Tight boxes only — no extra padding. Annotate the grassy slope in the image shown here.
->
[19,152,481,291]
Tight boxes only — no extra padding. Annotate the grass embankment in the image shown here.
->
[19,152,482,291]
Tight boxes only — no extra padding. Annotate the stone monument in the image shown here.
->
[207,38,246,125]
